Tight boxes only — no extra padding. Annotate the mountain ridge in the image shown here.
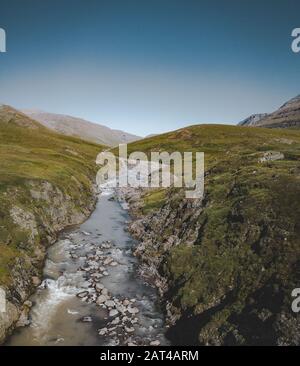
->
[238,113,269,126]
[21,110,142,146]
[239,94,300,129]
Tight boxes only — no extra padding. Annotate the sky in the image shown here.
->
[0,0,300,136]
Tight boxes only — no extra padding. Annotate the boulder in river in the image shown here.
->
[150,340,161,346]
[96,295,108,304]
[77,291,89,299]
[127,306,139,315]
[105,300,115,308]
[109,309,119,317]
[98,327,108,336]
[80,316,92,323]
[125,326,135,333]
[95,283,104,292]
[111,317,120,325]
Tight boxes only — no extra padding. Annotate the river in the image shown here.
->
[6,189,168,346]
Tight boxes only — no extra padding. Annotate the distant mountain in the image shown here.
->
[239,95,300,129]
[238,113,269,126]
[21,110,142,146]
[254,95,300,128]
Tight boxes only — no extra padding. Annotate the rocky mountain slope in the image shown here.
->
[22,110,141,146]
[0,105,103,342]
[239,95,300,129]
[121,124,300,345]
[238,113,269,126]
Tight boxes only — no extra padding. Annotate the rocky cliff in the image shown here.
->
[0,106,102,343]
[0,181,97,343]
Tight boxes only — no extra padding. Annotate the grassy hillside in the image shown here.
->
[0,106,104,285]
[127,123,300,161]
[126,124,300,345]
[128,124,300,212]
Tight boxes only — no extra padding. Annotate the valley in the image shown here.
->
[6,190,166,346]
[0,101,300,345]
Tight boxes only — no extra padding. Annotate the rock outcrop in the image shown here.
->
[238,114,269,127]
[125,185,300,345]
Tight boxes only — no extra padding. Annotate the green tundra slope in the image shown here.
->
[0,105,104,341]
[126,124,300,345]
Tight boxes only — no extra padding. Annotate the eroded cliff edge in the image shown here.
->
[0,180,97,343]
[122,177,300,345]
[0,106,103,343]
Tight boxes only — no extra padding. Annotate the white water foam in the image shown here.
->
[29,268,86,341]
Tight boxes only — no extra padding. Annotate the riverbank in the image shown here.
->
[6,191,167,346]
[0,183,97,344]
[0,107,106,343]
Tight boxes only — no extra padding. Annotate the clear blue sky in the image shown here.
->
[0,0,300,136]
